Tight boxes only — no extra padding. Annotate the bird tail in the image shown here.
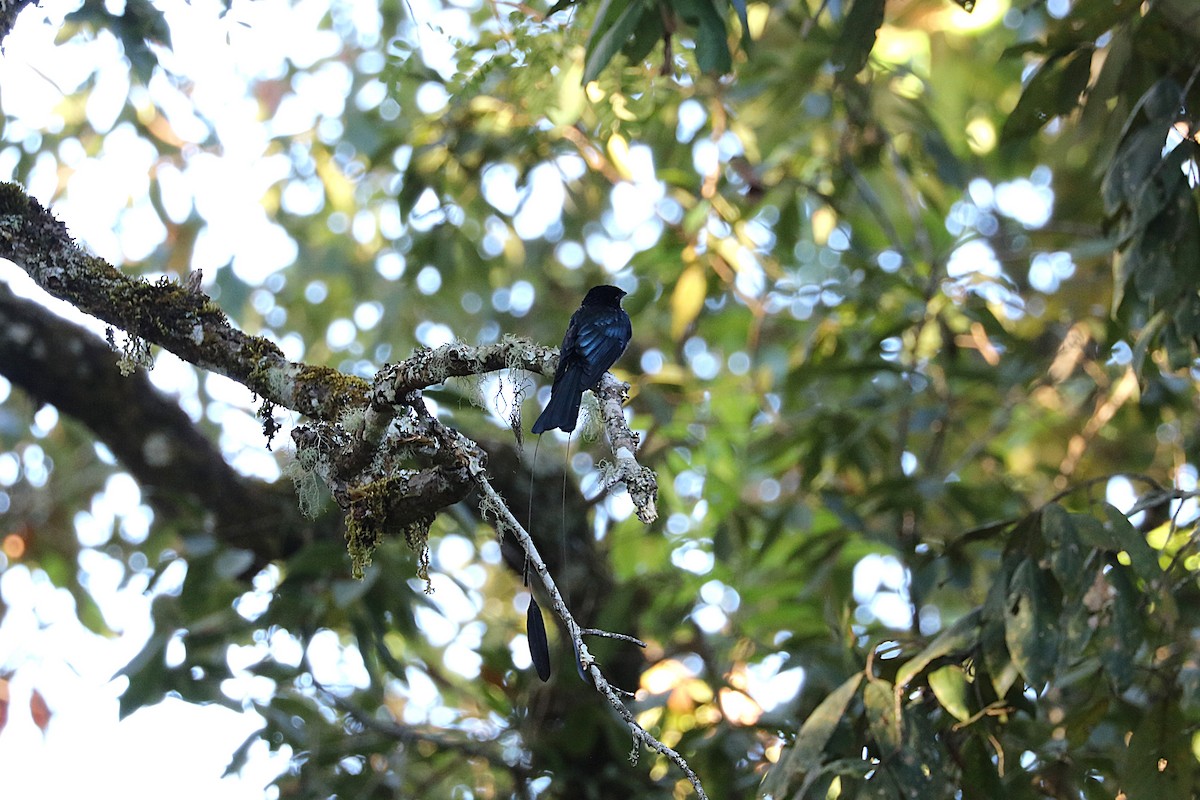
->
[531,370,585,434]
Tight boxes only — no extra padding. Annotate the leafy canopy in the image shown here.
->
[1,0,1199,798]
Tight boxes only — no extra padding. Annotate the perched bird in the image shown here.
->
[525,285,630,680]
[532,285,632,434]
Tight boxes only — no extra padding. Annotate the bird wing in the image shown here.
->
[533,297,630,434]
[566,306,632,386]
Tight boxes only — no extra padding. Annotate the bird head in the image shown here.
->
[581,285,627,306]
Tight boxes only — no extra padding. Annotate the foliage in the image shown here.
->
[1,0,1200,798]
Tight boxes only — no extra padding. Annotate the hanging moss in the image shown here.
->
[343,474,433,587]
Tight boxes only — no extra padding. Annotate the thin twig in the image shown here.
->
[581,628,647,647]
[461,443,707,800]
[1044,471,1164,507]
[316,684,513,767]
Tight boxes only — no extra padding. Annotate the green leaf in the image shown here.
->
[758,673,863,799]
[546,0,580,16]
[981,563,1021,698]
[527,596,551,681]
[584,0,647,83]
[729,0,750,48]
[894,710,945,799]
[1073,508,1160,582]
[1173,291,1200,338]
[1161,317,1194,371]
[920,124,968,189]
[672,0,732,75]
[895,608,982,689]
[1004,559,1059,688]
[1102,503,1160,582]
[819,489,871,535]
[1060,589,1096,658]
[1041,504,1087,598]
[981,622,1021,698]
[1130,310,1170,372]
[621,6,663,65]
[355,613,409,681]
[1122,701,1195,800]
[1100,564,1142,691]
[864,678,899,753]
[1103,126,1171,220]
[831,0,885,77]
[694,6,732,75]
[1061,666,1109,746]
[1001,47,1094,142]
[396,166,430,221]
[1072,513,1114,549]
[928,665,972,722]
[1127,140,1194,238]
[115,631,172,719]
[958,734,1005,798]
[1047,0,1141,50]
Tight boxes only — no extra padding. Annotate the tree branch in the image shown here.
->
[475,467,704,798]
[317,685,519,771]
[436,416,703,798]
[0,183,369,422]
[0,280,317,562]
[0,0,34,46]
[373,338,658,523]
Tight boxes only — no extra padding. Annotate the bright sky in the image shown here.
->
[0,0,1188,794]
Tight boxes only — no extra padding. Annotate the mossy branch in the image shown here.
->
[0,182,368,421]
[374,338,658,523]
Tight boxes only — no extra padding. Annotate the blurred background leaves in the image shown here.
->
[1,0,1200,797]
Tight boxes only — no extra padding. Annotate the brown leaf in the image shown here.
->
[30,688,50,733]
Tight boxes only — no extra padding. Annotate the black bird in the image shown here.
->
[532,285,632,434]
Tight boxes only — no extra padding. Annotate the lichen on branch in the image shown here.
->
[0,182,367,422]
